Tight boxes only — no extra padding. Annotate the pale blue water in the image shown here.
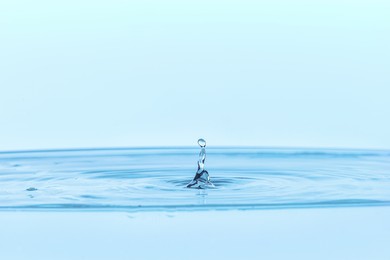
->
[0,147,390,211]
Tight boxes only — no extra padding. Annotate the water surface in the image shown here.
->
[0,147,389,210]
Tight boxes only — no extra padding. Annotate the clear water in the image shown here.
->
[186,138,214,188]
[1,147,390,211]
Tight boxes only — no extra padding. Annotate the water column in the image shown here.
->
[187,139,214,189]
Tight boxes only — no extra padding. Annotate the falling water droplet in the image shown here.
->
[198,138,206,147]
[187,138,214,189]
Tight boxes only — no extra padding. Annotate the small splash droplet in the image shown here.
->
[26,187,38,191]
[198,138,206,147]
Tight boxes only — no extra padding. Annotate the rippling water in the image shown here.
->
[0,147,389,211]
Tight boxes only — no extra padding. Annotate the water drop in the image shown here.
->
[187,138,214,189]
[198,138,206,147]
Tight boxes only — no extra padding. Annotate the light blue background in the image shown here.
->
[1,0,389,151]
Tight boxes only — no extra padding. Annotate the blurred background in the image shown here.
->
[0,0,389,151]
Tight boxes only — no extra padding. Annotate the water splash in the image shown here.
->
[186,139,215,189]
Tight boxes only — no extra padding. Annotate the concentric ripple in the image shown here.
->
[0,147,390,211]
